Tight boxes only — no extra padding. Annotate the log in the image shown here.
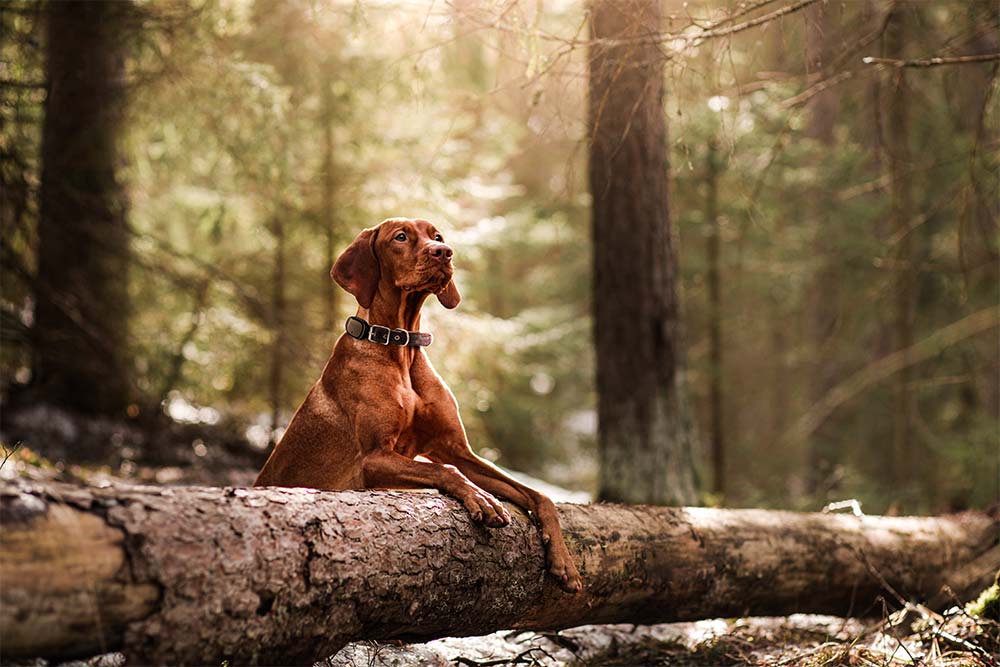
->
[0,480,995,665]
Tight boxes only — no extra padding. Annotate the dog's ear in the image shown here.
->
[332,227,379,309]
[436,277,461,309]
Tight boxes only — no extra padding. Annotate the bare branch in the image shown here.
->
[708,0,782,28]
[696,0,821,40]
[784,306,1000,446]
[862,53,1000,68]
[458,0,823,56]
[780,70,857,109]
[594,0,822,48]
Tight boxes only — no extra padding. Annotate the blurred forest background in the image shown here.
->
[1,0,997,514]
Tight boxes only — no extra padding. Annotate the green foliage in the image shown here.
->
[666,2,999,512]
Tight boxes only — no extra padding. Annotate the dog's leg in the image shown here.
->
[408,354,582,592]
[361,449,510,527]
[428,451,583,593]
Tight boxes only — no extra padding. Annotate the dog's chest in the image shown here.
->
[395,383,419,418]
[394,383,450,457]
[392,386,421,456]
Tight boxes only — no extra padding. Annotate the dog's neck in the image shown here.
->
[360,281,428,335]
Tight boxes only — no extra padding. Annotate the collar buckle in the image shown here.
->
[368,324,391,345]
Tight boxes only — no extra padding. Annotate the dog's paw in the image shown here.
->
[547,551,583,594]
[462,490,510,528]
[487,498,511,527]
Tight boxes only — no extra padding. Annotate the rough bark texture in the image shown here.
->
[588,0,698,505]
[1,480,996,666]
[33,1,132,416]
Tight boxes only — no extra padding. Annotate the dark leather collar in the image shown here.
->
[344,316,433,347]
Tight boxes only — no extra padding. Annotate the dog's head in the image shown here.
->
[332,217,461,310]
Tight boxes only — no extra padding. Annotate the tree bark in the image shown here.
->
[589,0,698,505]
[2,480,996,666]
[33,0,132,416]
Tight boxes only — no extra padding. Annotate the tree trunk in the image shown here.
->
[588,0,698,505]
[2,480,995,666]
[33,0,132,416]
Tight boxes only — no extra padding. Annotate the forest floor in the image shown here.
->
[330,611,999,667]
[2,406,997,667]
[14,612,1000,667]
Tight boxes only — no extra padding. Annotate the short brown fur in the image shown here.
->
[255,217,582,592]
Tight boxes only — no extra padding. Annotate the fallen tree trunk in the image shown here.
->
[1,480,995,665]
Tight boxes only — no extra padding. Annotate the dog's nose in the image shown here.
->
[429,243,453,262]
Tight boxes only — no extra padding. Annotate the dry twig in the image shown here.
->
[863,53,1000,68]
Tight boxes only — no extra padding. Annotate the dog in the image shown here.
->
[254,217,582,593]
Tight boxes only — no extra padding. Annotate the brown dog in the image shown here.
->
[255,217,582,593]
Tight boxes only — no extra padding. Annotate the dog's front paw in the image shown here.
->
[460,489,510,528]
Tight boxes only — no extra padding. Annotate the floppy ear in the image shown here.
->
[331,228,379,308]
[436,277,461,309]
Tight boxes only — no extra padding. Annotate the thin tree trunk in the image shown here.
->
[589,0,698,505]
[321,70,338,335]
[705,138,725,499]
[769,295,790,450]
[269,213,286,447]
[1,480,996,665]
[954,3,1000,432]
[805,0,841,496]
[157,280,210,401]
[33,1,131,416]
[884,1,916,496]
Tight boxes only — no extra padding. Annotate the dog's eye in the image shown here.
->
[394,232,407,242]
[434,234,443,242]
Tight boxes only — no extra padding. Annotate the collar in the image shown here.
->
[344,316,433,347]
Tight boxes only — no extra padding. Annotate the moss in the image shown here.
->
[575,637,689,666]
[965,573,1000,622]
[799,645,851,667]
